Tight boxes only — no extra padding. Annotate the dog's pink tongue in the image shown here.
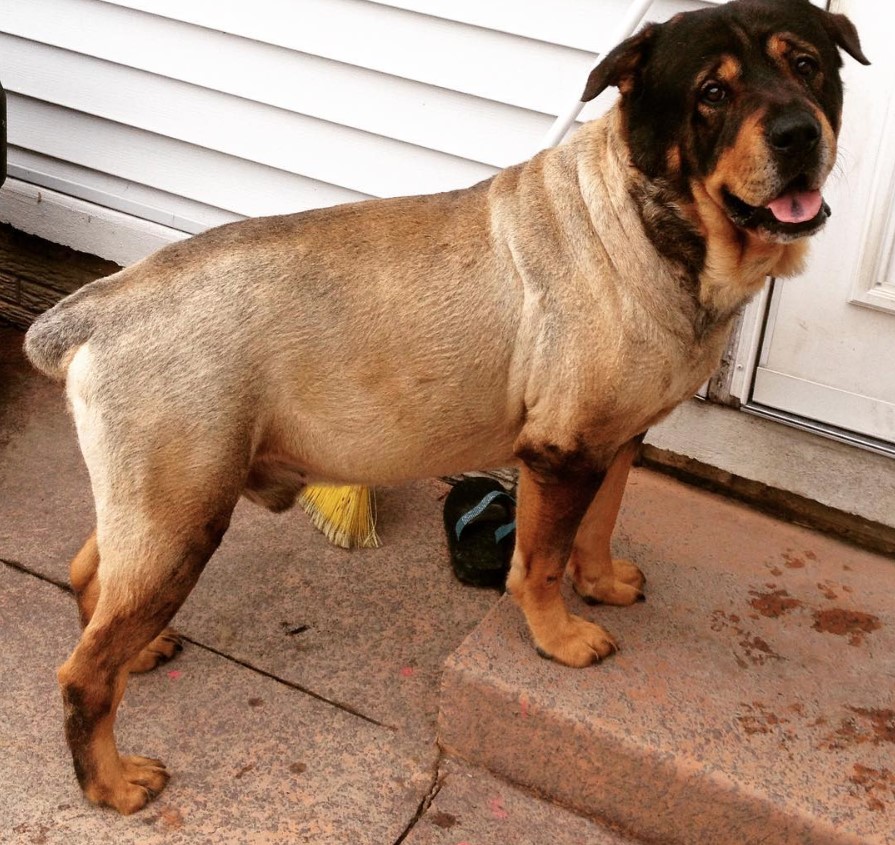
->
[766,189,823,224]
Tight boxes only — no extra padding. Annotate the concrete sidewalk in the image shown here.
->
[2,323,893,844]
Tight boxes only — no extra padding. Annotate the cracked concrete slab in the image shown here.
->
[0,563,436,844]
[404,759,636,844]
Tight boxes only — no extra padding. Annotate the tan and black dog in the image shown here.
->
[25,0,867,815]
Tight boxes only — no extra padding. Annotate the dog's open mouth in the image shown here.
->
[723,180,831,238]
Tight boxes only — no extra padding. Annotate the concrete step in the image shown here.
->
[438,470,895,845]
[405,759,637,845]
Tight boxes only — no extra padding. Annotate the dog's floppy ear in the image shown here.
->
[821,10,870,65]
[581,24,659,102]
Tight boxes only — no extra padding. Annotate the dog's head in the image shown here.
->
[583,0,869,244]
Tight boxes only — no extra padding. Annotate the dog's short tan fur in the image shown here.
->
[25,0,866,815]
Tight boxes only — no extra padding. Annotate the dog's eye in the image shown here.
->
[699,81,727,105]
[794,55,819,79]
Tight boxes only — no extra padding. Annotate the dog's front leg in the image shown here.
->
[568,434,646,606]
[507,460,617,667]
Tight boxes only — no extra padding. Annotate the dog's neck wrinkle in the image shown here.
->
[629,180,708,295]
[577,111,733,340]
[492,109,733,349]
[573,140,623,283]
[609,127,756,337]
[608,109,811,331]
[498,111,656,296]
[597,111,654,243]
[572,111,670,282]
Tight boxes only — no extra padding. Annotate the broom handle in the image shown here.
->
[539,0,655,149]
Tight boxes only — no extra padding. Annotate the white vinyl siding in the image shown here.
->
[0,0,712,259]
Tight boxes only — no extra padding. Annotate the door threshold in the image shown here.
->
[742,402,895,460]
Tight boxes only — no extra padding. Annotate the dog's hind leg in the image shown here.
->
[58,505,233,814]
[69,530,183,673]
[567,435,646,606]
[58,341,247,812]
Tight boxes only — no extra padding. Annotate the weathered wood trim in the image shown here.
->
[0,223,119,328]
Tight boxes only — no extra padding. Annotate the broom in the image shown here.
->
[300,0,654,548]
[298,483,380,549]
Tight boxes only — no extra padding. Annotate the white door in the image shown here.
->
[749,0,895,451]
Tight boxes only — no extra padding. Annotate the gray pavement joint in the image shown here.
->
[2,554,397,732]
[179,634,398,731]
[1,554,71,593]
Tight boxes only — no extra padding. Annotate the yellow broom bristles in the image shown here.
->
[298,484,380,549]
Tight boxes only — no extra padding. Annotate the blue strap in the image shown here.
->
[455,489,516,543]
[494,520,516,543]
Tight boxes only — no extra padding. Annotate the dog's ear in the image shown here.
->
[581,24,659,102]
[821,10,870,65]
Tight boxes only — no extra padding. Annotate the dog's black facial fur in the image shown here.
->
[583,0,868,249]
[617,1,854,182]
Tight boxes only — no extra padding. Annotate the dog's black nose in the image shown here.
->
[766,111,821,155]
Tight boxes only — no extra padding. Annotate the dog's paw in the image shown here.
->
[129,628,183,674]
[88,755,170,815]
[533,614,617,667]
[573,558,645,606]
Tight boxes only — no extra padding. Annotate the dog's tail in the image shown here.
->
[24,288,99,381]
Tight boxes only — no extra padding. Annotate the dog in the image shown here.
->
[24,0,867,815]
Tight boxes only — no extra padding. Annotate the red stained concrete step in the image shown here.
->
[438,469,895,845]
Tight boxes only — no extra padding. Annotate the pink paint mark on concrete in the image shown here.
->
[519,693,530,719]
[400,666,415,678]
[489,796,509,820]
[167,670,182,680]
